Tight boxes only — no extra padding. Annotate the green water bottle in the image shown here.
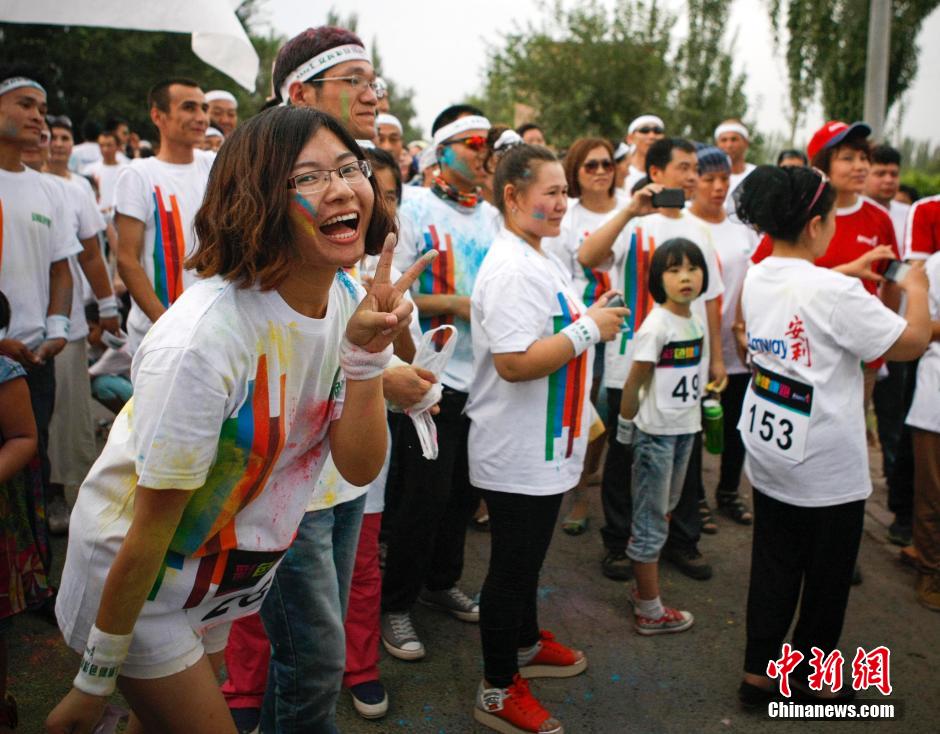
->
[703,397,724,455]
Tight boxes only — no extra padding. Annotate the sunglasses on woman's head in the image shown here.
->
[583,159,614,173]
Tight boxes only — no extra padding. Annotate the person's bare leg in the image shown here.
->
[119,654,236,734]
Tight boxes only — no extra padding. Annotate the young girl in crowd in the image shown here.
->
[734,165,930,706]
[467,144,627,734]
[46,106,433,734]
[617,238,709,635]
[0,290,50,733]
[544,138,628,536]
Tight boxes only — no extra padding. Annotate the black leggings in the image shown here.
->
[479,489,564,687]
[744,489,865,675]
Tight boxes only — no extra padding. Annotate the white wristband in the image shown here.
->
[340,335,393,381]
[97,295,120,320]
[560,315,601,356]
[44,314,71,342]
[616,415,636,445]
[73,625,133,697]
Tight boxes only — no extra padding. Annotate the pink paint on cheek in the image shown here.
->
[290,194,318,236]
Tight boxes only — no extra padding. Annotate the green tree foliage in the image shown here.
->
[476,0,747,148]
[0,4,282,142]
[768,0,940,129]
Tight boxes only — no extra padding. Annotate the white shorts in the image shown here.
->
[61,611,232,680]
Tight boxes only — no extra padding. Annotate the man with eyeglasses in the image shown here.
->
[112,78,211,355]
[0,66,80,543]
[622,114,666,194]
[381,103,498,664]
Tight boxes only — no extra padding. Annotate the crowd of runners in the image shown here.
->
[0,20,939,734]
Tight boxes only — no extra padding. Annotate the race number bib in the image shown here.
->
[185,548,285,632]
[655,337,704,410]
[738,363,814,462]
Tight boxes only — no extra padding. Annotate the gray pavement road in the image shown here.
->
[10,448,937,733]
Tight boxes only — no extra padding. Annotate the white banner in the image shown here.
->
[0,0,259,90]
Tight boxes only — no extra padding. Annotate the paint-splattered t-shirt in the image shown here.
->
[466,228,593,495]
[395,187,499,393]
[603,211,723,390]
[57,271,363,637]
[114,155,213,353]
[0,167,81,350]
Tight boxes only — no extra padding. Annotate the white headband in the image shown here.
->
[613,142,629,160]
[206,90,237,106]
[357,138,376,150]
[714,122,749,141]
[279,43,370,102]
[628,115,664,134]
[432,115,491,147]
[376,113,402,133]
[0,76,45,97]
[206,127,224,138]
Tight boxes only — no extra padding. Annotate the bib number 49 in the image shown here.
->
[747,404,793,450]
[672,374,699,404]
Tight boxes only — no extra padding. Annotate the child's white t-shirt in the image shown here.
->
[114,156,213,352]
[0,167,82,349]
[687,212,759,375]
[57,270,363,639]
[602,210,724,390]
[739,257,906,507]
[906,252,940,434]
[466,229,593,495]
[394,187,499,393]
[630,306,707,436]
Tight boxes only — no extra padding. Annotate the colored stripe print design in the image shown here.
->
[579,230,611,306]
[619,227,656,354]
[149,352,287,607]
[151,185,188,308]
[418,224,457,330]
[545,293,589,461]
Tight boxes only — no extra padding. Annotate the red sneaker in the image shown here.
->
[474,675,563,734]
[518,630,588,678]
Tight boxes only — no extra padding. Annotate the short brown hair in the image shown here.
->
[189,106,395,289]
[563,138,615,199]
[810,135,871,175]
[273,27,365,102]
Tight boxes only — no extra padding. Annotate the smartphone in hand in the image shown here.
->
[651,188,686,208]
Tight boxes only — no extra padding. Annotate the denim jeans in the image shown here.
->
[259,494,366,734]
[627,430,695,563]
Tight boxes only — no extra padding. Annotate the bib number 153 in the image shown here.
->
[740,397,809,462]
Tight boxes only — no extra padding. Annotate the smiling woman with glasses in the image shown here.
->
[47,105,435,734]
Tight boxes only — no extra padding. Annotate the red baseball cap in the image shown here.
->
[806,120,872,162]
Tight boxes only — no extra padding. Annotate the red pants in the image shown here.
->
[221,512,383,707]
[221,612,269,709]
[343,511,383,688]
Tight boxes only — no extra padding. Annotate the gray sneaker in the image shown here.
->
[418,586,480,622]
[381,611,425,660]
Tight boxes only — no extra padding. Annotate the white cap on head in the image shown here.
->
[714,121,749,141]
[614,142,630,160]
[376,113,403,133]
[627,114,665,135]
[418,145,438,172]
[206,127,224,138]
[205,90,237,106]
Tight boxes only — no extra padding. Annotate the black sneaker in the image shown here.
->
[349,680,389,720]
[887,521,912,547]
[662,546,713,580]
[602,550,634,581]
[229,707,260,734]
